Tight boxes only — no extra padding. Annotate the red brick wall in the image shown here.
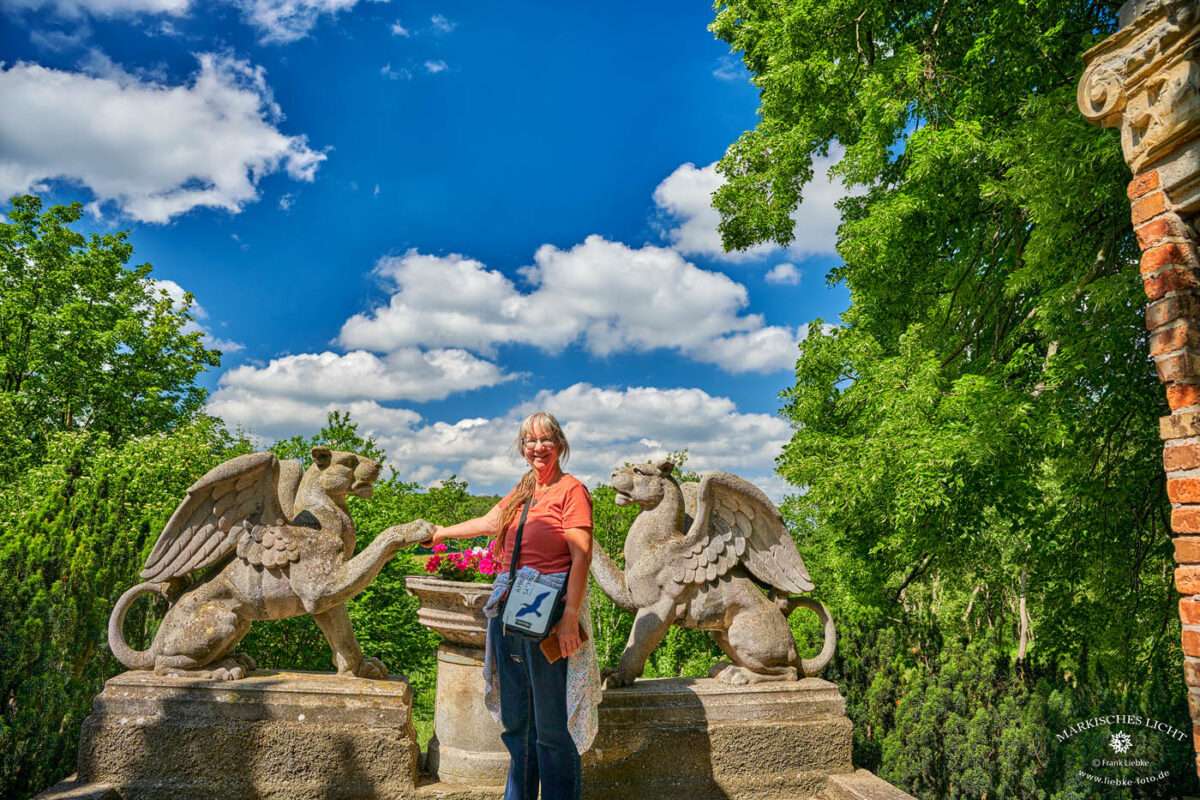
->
[1133,167,1200,771]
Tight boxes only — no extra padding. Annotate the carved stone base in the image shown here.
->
[426,643,507,786]
[583,676,855,800]
[76,670,420,800]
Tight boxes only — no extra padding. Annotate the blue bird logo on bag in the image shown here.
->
[517,590,552,619]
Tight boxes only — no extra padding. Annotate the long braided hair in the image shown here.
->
[495,411,570,553]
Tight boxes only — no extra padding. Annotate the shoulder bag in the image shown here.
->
[500,497,566,641]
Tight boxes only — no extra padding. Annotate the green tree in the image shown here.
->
[0,195,221,474]
[0,420,248,799]
[270,410,387,466]
[711,1,1194,796]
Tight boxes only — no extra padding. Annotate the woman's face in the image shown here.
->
[523,424,560,475]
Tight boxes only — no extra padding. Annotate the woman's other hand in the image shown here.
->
[556,608,582,658]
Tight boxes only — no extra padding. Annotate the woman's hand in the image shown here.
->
[428,525,446,547]
[556,608,582,658]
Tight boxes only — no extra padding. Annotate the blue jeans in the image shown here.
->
[489,615,581,800]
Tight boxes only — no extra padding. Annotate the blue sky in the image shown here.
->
[0,0,851,497]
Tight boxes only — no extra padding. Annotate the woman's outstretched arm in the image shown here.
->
[429,502,502,546]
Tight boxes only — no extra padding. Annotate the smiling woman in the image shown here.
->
[422,411,601,800]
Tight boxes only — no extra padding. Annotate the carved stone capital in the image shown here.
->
[1079,0,1200,175]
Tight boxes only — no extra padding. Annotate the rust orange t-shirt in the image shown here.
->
[496,474,593,574]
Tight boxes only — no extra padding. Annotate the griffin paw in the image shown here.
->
[229,653,257,672]
[601,667,637,689]
[709,662,750,685]
[161,657,249,681]
[349,657,388,679]
[385,520,436,548]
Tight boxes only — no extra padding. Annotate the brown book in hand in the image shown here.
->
[539,623,590,663]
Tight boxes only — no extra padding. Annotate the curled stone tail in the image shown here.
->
[787,596,836,677]
[107,582,159,670]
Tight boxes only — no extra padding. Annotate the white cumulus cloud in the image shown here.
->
[765,262,801,285]
[209,381,794,498]
[215,348,514,405]
[0,53,325,223]
[1,0,190,15]
[385,383,793,497]
[209,393,424,445]
[337,237,800,374]
[238,0,360,43]
[148,278,244,353]
[653,148,857,263]
[3,0,368,42]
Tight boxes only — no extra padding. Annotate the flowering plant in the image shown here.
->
[424,541,500,583]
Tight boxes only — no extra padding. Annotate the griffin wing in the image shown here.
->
[139,452,299,582]
[670,472,813,594]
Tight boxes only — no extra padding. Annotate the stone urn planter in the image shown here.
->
[405,575,507,786]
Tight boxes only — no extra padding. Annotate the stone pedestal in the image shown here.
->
[426,643,508,785]
[405,576,507,786]
[76,670,420,800]
[583,676,854,800]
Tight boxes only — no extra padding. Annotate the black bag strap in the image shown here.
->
[505,497,533,582]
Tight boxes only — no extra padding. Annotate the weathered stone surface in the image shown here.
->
[406,576,492,649]
[823,769,918,800]
[583,677,853,800]
[591,462,835,689]
[1078,1,1200,177]
[414,780,503,799]
[1161,411,1200,440]
[76,670,419,800]
[427,644,507,786]
[34,776,119,800]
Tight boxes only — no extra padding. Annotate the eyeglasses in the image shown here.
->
[523,437,556,449]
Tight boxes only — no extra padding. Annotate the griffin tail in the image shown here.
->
[107,582,161,670]
[589,541,637,612]
[780,594,837,677]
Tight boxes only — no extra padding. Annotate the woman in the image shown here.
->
[429,411,599,800]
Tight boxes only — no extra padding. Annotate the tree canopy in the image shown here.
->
[0,195,221,472]
[711,1,1193,795]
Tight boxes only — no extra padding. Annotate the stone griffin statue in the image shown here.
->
[591,461,836,688]
[107,447,433,680]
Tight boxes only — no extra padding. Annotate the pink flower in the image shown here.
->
[432,543,448,553]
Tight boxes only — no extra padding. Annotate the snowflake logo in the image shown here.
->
[1109,731,1133,754]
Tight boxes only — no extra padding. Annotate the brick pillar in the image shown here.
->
[1078,0,1200,775]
